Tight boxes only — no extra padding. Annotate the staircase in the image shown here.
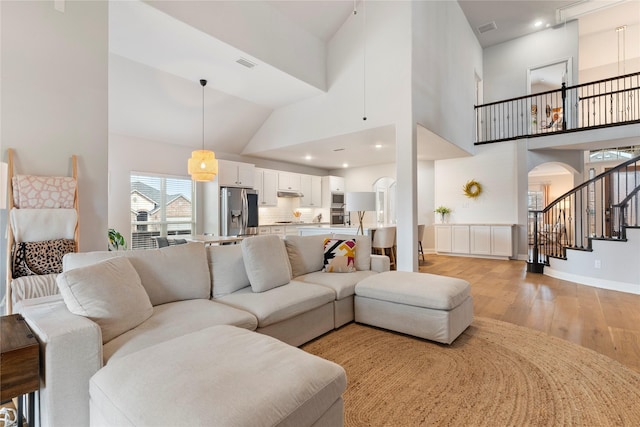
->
[528,155,640,294]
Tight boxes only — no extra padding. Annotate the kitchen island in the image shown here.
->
[297,225,374,236]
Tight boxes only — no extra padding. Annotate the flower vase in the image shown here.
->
[439,213,446,223]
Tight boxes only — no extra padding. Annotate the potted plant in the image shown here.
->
[108,228,128,251]
[434,206,451,223]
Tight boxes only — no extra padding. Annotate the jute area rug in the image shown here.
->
[301,318,640,426]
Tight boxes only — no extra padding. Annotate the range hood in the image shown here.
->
[277,190,304,198]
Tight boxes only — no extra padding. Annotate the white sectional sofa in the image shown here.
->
[17,233,389,427]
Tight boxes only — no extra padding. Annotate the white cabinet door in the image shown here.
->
[491,226,513,256]
[451,225,470,253]
[218,160,255,187]
[236,163,255,188]
[328,176,344,192]
[278,172,301,191]
[300,175,322,207]
[255,169,277,206]
[470,226,491,255]
[258,226,271,235]
[435,226,452,252]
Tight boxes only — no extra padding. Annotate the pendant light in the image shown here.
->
[188,79,218,181]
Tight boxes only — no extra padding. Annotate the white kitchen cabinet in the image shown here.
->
[451,226,470,254]
[435,226,452,253]
[469,226,491,255]
[435,224,514,259]
[269,226,285,237]
[257,226,271,235]
[278,172,301,191]
[300,175,322,207]
[255,168,278,206]
[323,176,344,193]
[491,226,514,256]
[218,160,255,188]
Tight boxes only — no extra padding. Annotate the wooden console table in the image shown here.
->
[1,314,40,426]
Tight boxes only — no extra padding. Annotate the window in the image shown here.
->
[130,173,194,250]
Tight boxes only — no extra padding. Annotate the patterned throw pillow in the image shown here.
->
[323,238,356,273]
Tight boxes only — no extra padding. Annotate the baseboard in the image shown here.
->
[544,267,640,295]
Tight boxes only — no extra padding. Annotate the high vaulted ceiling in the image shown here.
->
[109,0,639,171]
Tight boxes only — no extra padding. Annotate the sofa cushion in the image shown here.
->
[91,325,347,427]
[323,238,356,273]
[284,234,328,277]
[63,243,211,306]
[241,235,292,293]
[333,233,372,271]
[57,257,153,344]
[295,270,377,300]
[103,299,258,363]
[216,281,335,328]
[207,244,250,298]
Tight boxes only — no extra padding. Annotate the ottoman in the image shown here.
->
[90,325,346,427]
[354,271,473,344]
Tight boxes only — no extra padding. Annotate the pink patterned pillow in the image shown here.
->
[12,175,76,208]
[323,238,356,273]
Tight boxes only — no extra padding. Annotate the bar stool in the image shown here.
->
[372,226,396,269]
[418,224,425,262]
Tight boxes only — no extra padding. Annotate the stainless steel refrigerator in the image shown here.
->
[220,187,259,236]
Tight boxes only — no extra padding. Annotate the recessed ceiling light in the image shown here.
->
[342,163,349,168]
[534,20,543,27]
[304,155,312,161]
[375,144,382,149]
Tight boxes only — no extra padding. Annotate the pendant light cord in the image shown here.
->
[362,0,367,121]
[200,79,207,151]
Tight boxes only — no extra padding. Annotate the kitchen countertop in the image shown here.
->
[260,222,329,227]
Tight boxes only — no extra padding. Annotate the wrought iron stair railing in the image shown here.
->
[528,155,640,272]
[476,72,640,145]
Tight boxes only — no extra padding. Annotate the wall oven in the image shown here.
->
[330,192,346,225]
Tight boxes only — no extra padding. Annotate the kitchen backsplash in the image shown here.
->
[258,197,327,225]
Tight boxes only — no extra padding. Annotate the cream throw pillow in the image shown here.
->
[57,257,153,344]
[207,244,251,298]
[241,235,292,293]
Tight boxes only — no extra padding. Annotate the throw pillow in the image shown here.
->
[323,238,356,273]
[333,234,371,271]
[284,234,328,277]
[207,244,251,298]
[57,257,153,344]
[241,235,292,293]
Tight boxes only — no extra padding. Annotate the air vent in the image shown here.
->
[478,21,497,34]
[333,148,345,152]
[236,58,257,69]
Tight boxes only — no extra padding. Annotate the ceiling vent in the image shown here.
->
[478,21,498,34]
[333,148,345,152]
[236,58,257,69]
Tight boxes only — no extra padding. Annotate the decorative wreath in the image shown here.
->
[463,180,482,198]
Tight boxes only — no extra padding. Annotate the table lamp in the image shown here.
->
[345,192,376,235]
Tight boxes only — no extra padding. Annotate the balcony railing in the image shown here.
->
[475,72,640,144]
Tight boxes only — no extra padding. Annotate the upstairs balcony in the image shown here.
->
[474,72,640,145]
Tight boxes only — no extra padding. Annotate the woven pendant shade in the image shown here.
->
[188,150,218,182]
[188,79,218,182]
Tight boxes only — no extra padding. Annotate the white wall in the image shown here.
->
[1,1,108,253]
[147,1,326,91]
[435,142,521,256]
[483,21,579,103]
[243,1,412,154]
[411,0,483,154]
[547,228,640,295]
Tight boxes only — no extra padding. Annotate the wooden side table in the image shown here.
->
[1,314,40,427]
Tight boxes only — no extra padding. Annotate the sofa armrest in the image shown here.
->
[370,254,390,272]
[19,299,102,427]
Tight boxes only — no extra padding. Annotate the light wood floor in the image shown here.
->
[419,254,640,373]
